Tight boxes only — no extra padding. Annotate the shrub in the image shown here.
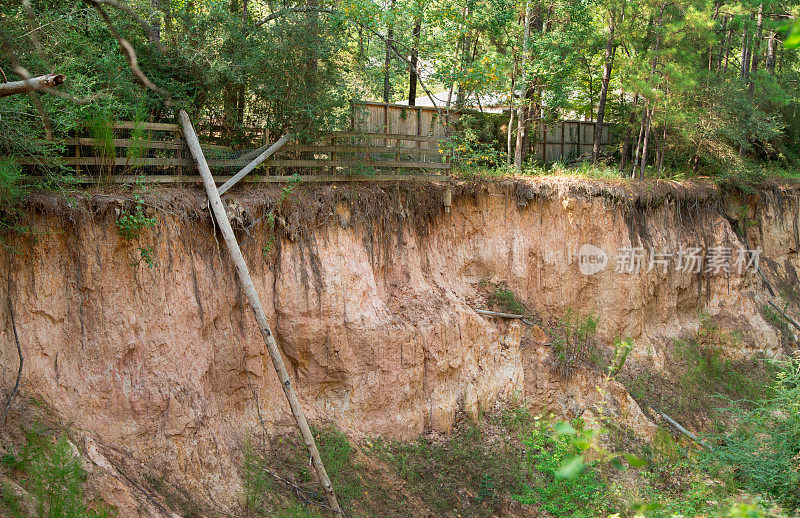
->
[116,196,157,240]
[515,419,609,517]
[704,358,800,511]
[549,309,602,378]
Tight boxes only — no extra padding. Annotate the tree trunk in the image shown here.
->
[766,30,776,73]
[720,17,732,72]
[507,58,517,164]
[514,0,532,171]
[408,10,421,105]
[632,108,646,176]
[620,92,638,171]
[741,15,752,80]
[592,14,616,161]
[383,0,396,103]
[639,108,652,178]
[0,74,65,98]
[749,5,762,92]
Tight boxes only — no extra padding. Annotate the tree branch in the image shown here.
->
[0,74,65,98]
[83,0,171,101]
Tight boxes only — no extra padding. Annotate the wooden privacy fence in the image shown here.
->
[534,120,610,162]
[352,102,612,163]
[351,100,452,142]
[22,120,451,178]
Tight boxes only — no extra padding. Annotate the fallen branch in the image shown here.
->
[653,408,712,451]
[472,308,537,327]
[473,308,526,319]
[767,300,800,332]
[0,74,65,98]
[2,264,23,426]
[217,133,291,195]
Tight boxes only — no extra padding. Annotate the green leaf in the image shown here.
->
[555,455,586,480]
[572,439,591,451]
[553,421,576,436]
[786,21,800,49]
[623,453,647,468]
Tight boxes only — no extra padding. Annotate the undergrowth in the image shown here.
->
[623,316,777,424]
[373,417,530,516]
[549,309,603,378]
[0,425,115,518]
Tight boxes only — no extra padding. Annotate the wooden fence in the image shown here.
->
[21,120,451,178]
[350,100,451,155]
[353,102,611,163]
[534,120,610,162]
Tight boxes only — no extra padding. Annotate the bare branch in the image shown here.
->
[83,0,172,102]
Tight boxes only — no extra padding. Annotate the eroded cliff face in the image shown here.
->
[0,179,798,515]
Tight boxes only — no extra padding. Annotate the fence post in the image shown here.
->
[175,129,184,176]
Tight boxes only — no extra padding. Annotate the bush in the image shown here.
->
[515,419,609,517]
[704,358,800,511]
[549,309,602,378]
[116,196,157,240]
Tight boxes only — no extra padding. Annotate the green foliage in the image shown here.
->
[607,338,633,377]
[272,505,324,518]
[516,419,609,517]
[705,358,800,511]
[377,412,532,514]
[262,175,301,257]
[0,159,26,209]
[490,285,527,315]
[445,114,506,168]
[623,318,777,422]
[1,482,25,518]
[0,427,116,518]
[115,196,157,240]
[241,443,277,516]
[310,424,362,507]
[133,247,156,269]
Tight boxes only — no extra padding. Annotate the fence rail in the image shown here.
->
[534,119,610,162]
[27,121,451,178]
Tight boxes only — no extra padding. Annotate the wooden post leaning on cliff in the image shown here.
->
[178,110,344,517]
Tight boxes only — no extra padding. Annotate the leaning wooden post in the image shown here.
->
[178,110,344,517]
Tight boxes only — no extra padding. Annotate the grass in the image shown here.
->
[622,317,777,425]
[372,411,533,516]
[0,424,116,518]
[489,285,527,315]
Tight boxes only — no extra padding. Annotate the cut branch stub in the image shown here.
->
[0,74,65,98]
